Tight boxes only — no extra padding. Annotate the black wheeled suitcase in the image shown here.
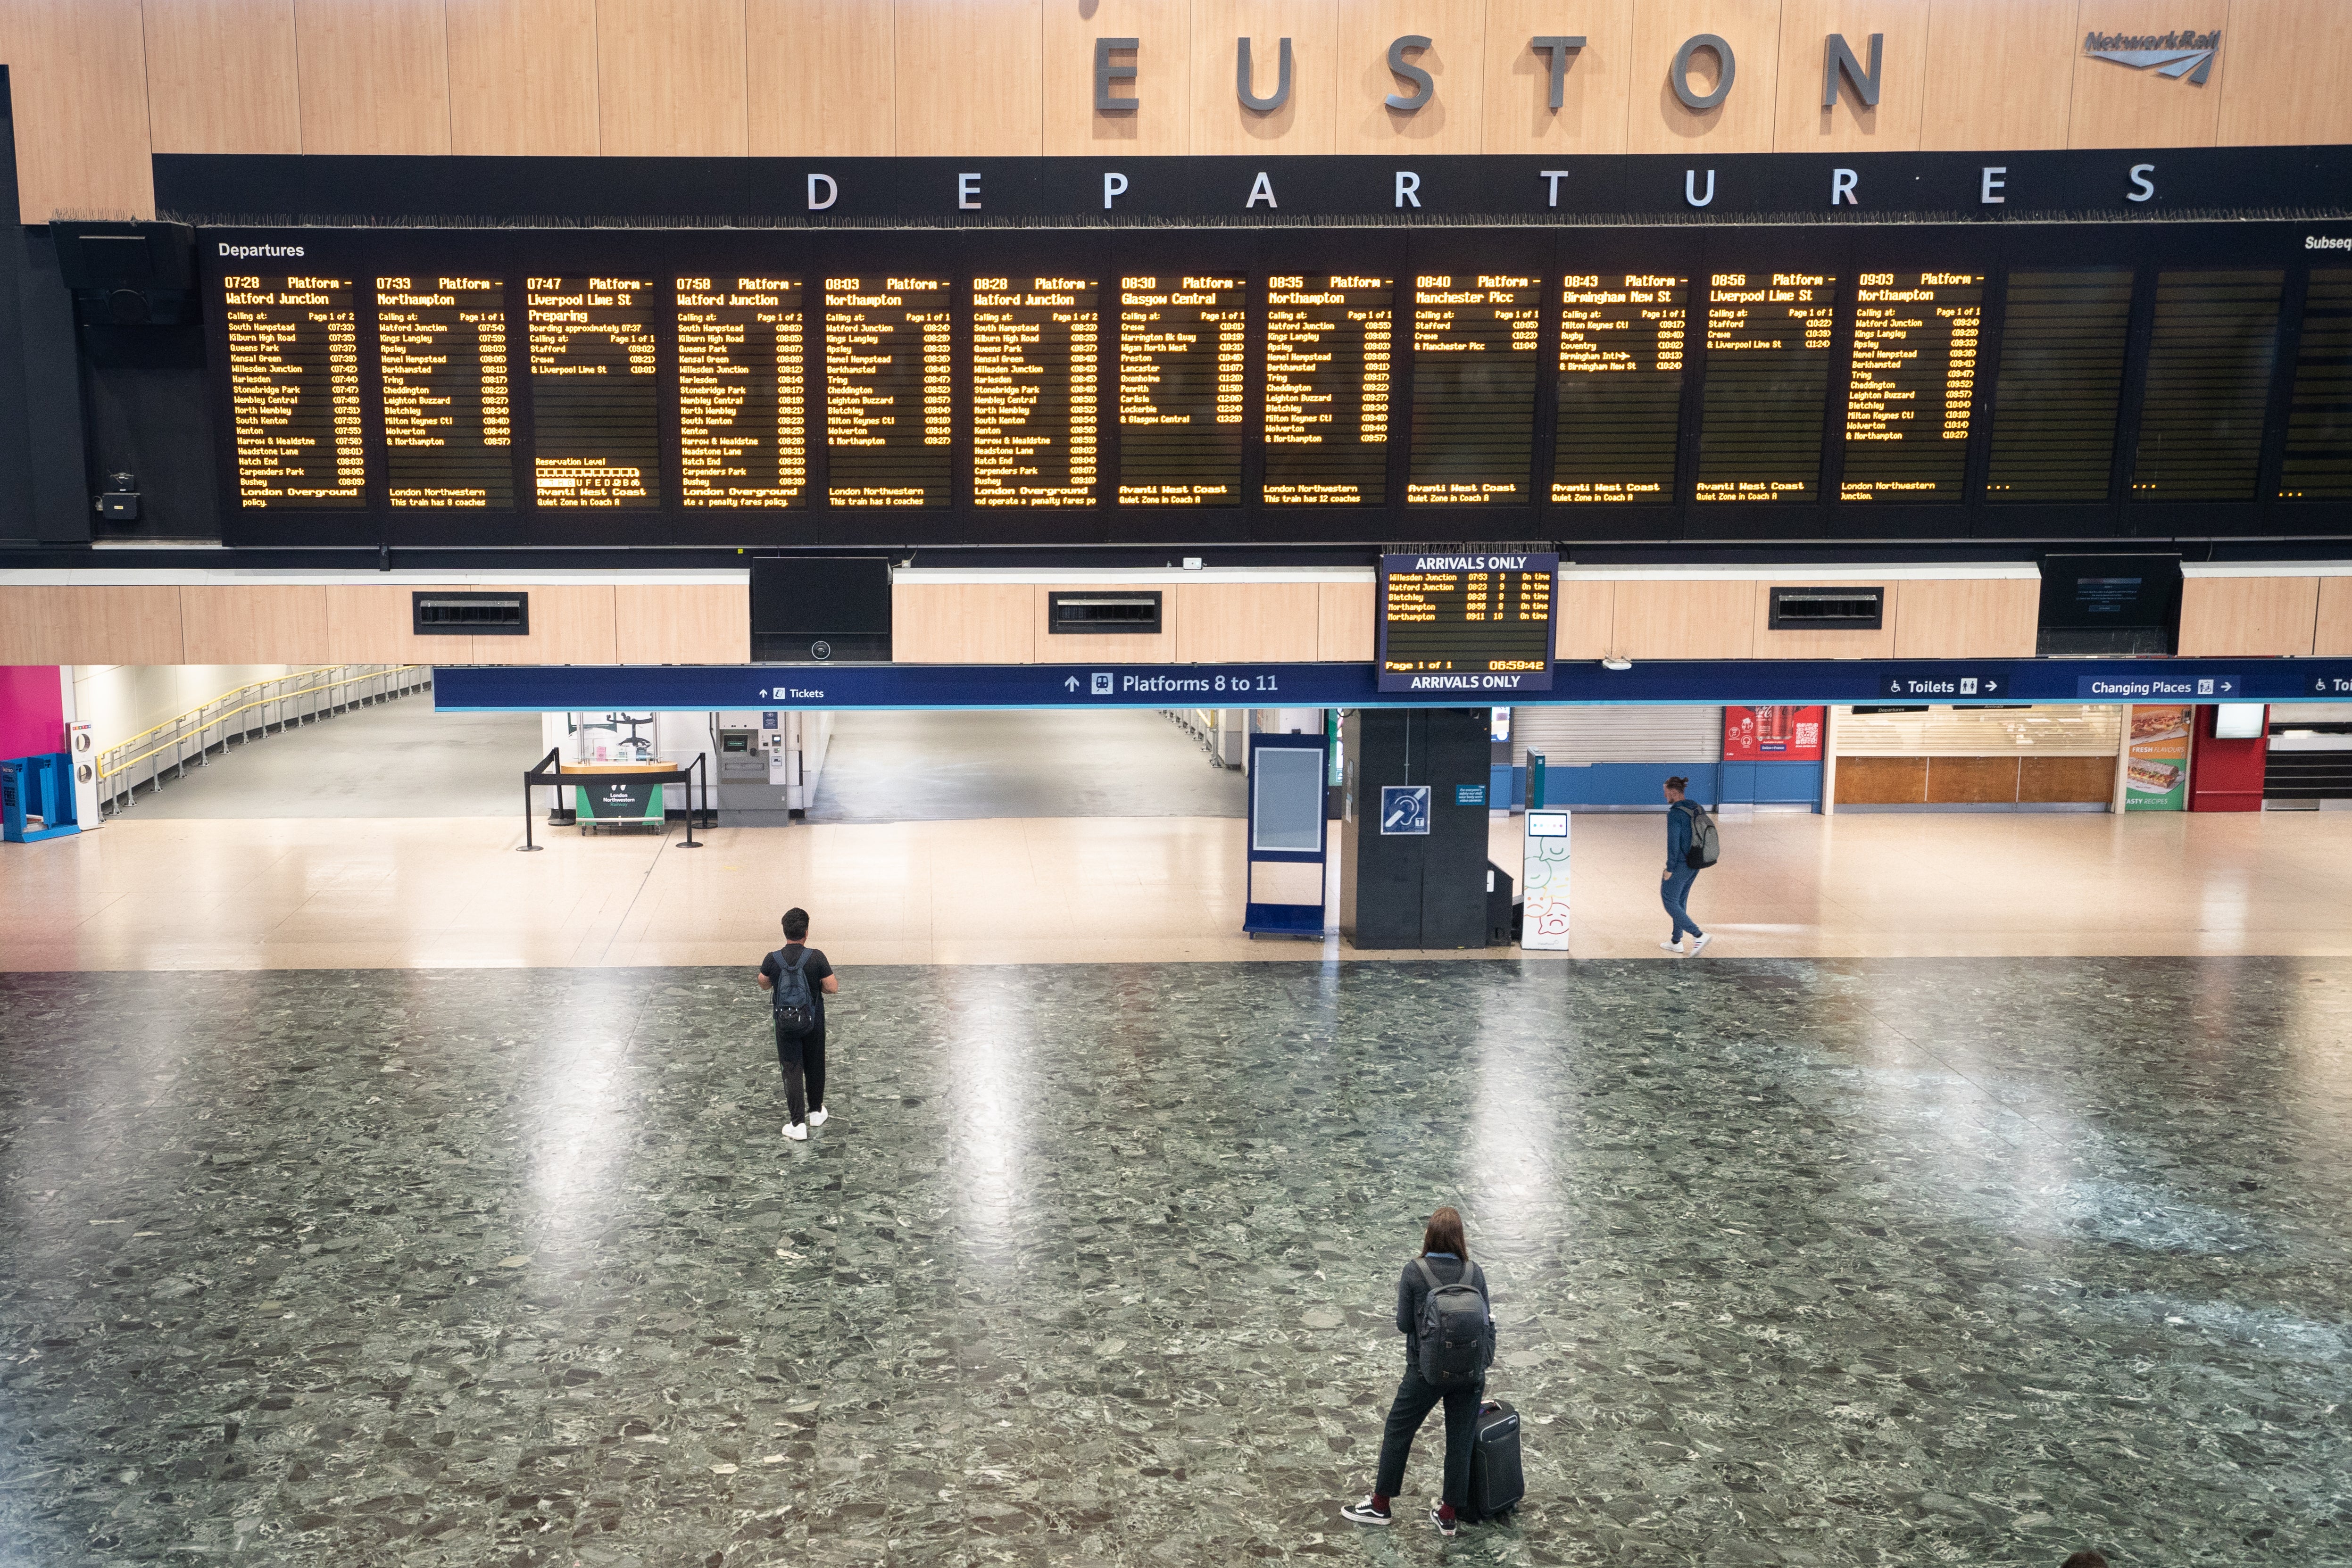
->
[1463,1398,1524,1523]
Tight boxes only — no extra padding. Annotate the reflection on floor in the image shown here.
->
[0,959,2342,1565]
[8,810,2352,971]
[810,708,1247,823]
[110,692,542,820]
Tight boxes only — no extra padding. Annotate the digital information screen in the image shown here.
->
[1117,274,1246,505]
[1839,271,1983,503]
[1983,270,2133,503]
[1262,273,1392,505]
[1695,272,1837,502]
[224,272,366,508]
[376,275,511,508]
[1378,551,1558,693]
[972,274,1099,506]
[1552,273,1687,503]
[675,274,806,508]
[526,276,660,508]
[2131,269,2285,502]
[1407,274,1543,504]
[825,275,952,507]
[2280,269,2352,500]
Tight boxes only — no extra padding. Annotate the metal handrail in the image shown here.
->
[97,664,433,815]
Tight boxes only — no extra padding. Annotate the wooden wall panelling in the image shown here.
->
[294,0,453,154]
[1609,580,1754,659]
[1834,753,1925,804]
[0,589,66,664]
[2214,0,2352,147]
[749,0,896,156]
[1926,754,2020,803]
[1479,0,1631,153]
[1912,0,2078,151]
[1750,580,1899,658]
[1034,583,1177,663]
[1188,0,1338,155]
[143,0,301,154]
[1552,577,1615,660]
[1891,577,2041,658]
[1175,582,1320,662]
[446,0,601,155]
[1041,0,1187,155]
[326,584,474,664]
[0,586,188,664]
[890,583,1036,664]
[597,0,748,155]
[2020,754,2115,802]
[1623,0,1782,155]
[473,584,618,665]
[1316,580,1376,661]
[892,0,1042,156]
[2068,1,2222,149]
[180,586,330,665]
[1334,0,1484,153]
[615,582,750,664]
[0,0,154,218]
[1769,0,1928,152]
[2176,576,2318,656]
[2313,576,2352,657]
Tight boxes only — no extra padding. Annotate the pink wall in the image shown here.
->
[0,667,65,760]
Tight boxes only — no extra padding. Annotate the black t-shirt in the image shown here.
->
[760,944,834,1027]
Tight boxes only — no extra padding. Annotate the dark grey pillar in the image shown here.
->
[1338,707,1491,950]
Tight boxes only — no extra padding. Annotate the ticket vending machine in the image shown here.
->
[715,711,798,826]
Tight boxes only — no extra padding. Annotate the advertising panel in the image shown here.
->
[1722,705,1825,762]
[2125,704,2192,810]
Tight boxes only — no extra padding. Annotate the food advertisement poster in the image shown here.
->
[1723,706,1826,762]
[2125,705,2191,811]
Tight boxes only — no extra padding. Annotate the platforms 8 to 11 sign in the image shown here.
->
[1377,552,1558,693]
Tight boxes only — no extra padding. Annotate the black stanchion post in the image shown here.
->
[677,761,701,848]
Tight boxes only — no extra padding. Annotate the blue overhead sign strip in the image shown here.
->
[434,658,2352,712]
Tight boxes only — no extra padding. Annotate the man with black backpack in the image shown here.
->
[1660,775,1717,956]
[756,907,838,1142]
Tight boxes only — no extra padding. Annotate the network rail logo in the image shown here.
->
[2084,28,2220,85]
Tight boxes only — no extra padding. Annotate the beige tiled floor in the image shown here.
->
[5,808,2350,971]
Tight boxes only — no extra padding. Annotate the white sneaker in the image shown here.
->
[1690,934,1712,956]
[1658,939,1684,953]
[807,1108,829,1127]
[782,1121,808,1141]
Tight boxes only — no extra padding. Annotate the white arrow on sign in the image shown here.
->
[1983,679,1999,692]
[757,688,770,699]
[1063,676,1080,692]
[2219,678,2236,694]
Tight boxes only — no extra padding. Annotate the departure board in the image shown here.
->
[1117,274,1245,505]
[223,273,366,507]
[1261,274,1393,505]
[1984,270,2133,502]
[2130,269,2284,502]
[375,275,511,508]
[1407,274,1542,503]
[972,274,1099,506]
[2279,270,2352,500]
[1378,551,1558,693]
[675,274,806,508]
[1695,272,1837,502]
[825,275,953,507]
[527,276,659,507]
[1839,272,1983,503]
[1552,273,1687,503]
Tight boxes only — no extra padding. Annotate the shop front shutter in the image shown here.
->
[1512,706,1724,766]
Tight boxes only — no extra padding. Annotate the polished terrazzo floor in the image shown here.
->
[1,959,2345,1567]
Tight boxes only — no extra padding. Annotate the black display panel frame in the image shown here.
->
[196,220,2352,549]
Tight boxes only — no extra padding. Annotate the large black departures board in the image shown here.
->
[1378,551,1558,693]
[199,224,2352,547]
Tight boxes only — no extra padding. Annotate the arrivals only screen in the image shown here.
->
[1378,551,1558,693]
[201,228,2351,539]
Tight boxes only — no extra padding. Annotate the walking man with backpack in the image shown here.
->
[756,907,838,1142]
[1340,1207,1503,1537]
[1661,775,1716,956]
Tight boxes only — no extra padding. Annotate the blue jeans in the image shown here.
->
[1662,867,1704,940]
[1373,1363,1482,1508]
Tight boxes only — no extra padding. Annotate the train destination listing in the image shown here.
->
[224,273,366,508]
[377,275,511,509]
[1262,274,1393,506]
[1118,274,1247,505]
[972,275,1100,506]
[1553,273,1688,503]
[825,275,952,507]
[677,275,807,508]
[527,276,661,508]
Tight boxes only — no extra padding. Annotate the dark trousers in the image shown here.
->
[1662,866,1704,940]
[775,1021,826,1125]
[1372,1364,1481,1508]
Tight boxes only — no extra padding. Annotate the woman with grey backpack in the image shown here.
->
[1339,1206,1502,1537]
